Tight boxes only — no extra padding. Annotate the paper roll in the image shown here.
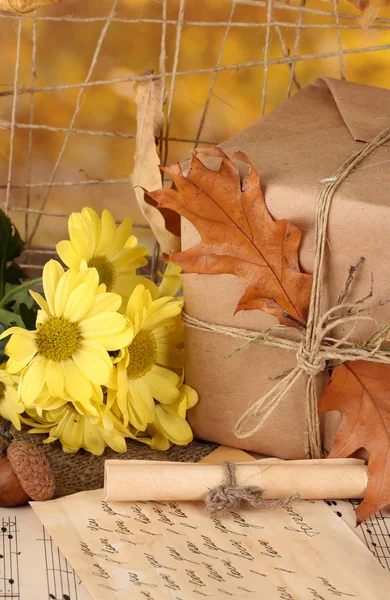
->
[104,458,368,502]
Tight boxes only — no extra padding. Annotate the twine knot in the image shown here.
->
[296,342,326,377]
[205,461,300,516]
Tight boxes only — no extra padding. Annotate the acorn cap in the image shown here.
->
[7,442,55,502]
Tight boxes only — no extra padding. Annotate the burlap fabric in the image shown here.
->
[0,420,217,501]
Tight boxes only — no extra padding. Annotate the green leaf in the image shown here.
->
[5,262,27,285]
[3,282,35,312]
[0,209,25,299]
[19,303,38,331]
[0,308,25,329]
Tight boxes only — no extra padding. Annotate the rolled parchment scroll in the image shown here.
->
[104,458,367,502]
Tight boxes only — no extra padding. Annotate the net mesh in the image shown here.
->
[1,0,390,277]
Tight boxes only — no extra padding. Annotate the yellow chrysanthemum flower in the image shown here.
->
[23,402,129,456]
[0,260,133,408]
[0,367,24,430]
[56,207,148,300]
[107,281,184,432]
[147,384,198,450]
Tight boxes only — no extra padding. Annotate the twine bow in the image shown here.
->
[183,127,390,459]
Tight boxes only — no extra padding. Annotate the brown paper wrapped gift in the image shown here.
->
[181,77,390,459]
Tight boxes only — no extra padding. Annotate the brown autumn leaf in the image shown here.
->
[132,77,181,255]
[280,0,387,29]
[149,147,313,327]
[318,361,390,523]
[347,0,389,29]
[0,0,63,12]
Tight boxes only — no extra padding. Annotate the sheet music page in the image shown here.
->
[326,500,390,571]
[0,505,91,600]
[31,490,390,600]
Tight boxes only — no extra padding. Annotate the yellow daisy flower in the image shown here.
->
[23,402,129,456]
[147,384,199,450]
[107,283,184,431]
[0,260,133,407]
[56,207,148,299]
[0,367,24,430]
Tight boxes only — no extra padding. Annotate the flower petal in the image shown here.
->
[54,269,78,317]
[5,329,37,362]
[64,281,97,322]
[42,260,64,316]
[158,263,183,297]
[56,240,81,271]
[29,290,50,315]
[125,285,152,327]
[21,355,47,405]
[80,312,128,339]
[84,292,122,318]
[113,247,148,271]
[144,299,182,331]
[95,209,117,256]
[0,385,24,430]
[132,378,155,422]
[109,217,133,258]
[45,360,65,398]
[74,341,112,385]
[127,379,155,431]
[144,365,180,404]
[146,422,170,451]
[68,213,95,259]
[156,342,183,369]
[83,421,106,456]
[62,360,92,404]
[155,404,193,446]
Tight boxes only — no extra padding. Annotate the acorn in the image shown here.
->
[0,442,55,506]
[0,457,30,506]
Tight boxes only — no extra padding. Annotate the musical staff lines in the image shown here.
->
[0,517,20,600]
[326,499,390,573]
[358,509,390,571]
[38,527,80,600]
[0,505,91,600]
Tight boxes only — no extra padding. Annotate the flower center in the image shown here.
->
[36,317,82,362]
[0,382,5,401]
[126,330,157,380]
[88,256,116,291]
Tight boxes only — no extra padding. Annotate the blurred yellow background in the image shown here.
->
[1,0,390,263]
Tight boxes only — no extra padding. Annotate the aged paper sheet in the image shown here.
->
[0,504,91,600]
[31,489,390,600]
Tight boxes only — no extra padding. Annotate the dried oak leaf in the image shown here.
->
[132,77,181,255]
[318,361,390,523]
[0,0,63,12]
[347,0,390,29]
[281,0,388,29]
[149,147,312,327]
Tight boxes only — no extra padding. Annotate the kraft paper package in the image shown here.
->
[183,77,390,459]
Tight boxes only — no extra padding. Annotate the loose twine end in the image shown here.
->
[205,461,300,517]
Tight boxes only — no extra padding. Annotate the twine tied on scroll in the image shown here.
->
[205,461,300,516]
[183,127,390,460]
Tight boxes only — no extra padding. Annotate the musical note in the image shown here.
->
[326,500,390,571]
[0,517,20,600]
[0,506,91,600]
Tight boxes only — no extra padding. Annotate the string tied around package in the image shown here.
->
[183,126,390,460]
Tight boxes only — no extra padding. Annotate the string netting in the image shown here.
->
[1,0,390,279]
